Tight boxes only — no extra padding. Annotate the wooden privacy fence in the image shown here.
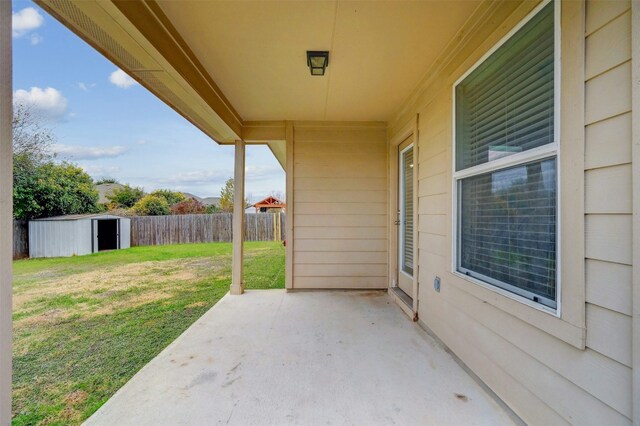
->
[130,213,285,247]
[13,220,28,259]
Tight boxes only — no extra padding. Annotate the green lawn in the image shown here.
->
[12,241,285,426]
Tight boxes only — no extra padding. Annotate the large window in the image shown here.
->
[453,1,558,310]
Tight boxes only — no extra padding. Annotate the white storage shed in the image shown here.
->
[29,214,131,258]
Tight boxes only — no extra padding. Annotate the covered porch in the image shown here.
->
[84,290,514,425]
[1,0,639,424]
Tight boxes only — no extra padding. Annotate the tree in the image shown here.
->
[170,198,206,215]
[205,204,220,214]
[150,189,186,206]
[107,184,144,208]
[12,104,54,165]
[218,178,249,213]
[14,162,100,219]
[132,195,170,216]
[95,177,118,185]
[12,105,100,219]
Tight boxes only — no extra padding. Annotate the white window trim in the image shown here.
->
[399,143,414,279]
[451,0,561,316]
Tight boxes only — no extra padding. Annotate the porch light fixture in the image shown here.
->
[307,51,329,76]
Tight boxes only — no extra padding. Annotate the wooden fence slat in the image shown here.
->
[129,213,285,247]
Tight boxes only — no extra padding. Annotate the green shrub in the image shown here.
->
[95,177,118,185]
[107,184,144,208]
[132,195,170,216]
[13,161,100,219]
[150,189,186,206]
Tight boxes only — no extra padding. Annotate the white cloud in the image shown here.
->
[12,7,44,38]
[246,165,284,179]
[76,82,96,92]
[158,165,283,189]
[80,164,121,177]
[109,69,138,89]
[52,144,128,160]
[136,139,148,145]
[161,170,230,186]
[13,87,68,121]
[30,33,43,45]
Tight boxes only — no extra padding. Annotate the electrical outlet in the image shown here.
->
[434,276,441,292]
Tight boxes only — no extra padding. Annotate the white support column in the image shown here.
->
[230,140,245,295]
[0,1,12,423]
[285,122,294,289]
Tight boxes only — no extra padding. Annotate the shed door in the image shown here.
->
[97,219,119,251]
[92,219,99,253]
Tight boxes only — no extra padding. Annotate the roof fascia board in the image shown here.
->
[266,141,286,170]
[112,0,243,136]
[36,0,242,143]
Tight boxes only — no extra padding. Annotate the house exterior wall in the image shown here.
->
[290,123,388,289]
[388,0,635,424]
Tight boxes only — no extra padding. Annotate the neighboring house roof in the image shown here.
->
[183,193,221,208]
[253,196,286,209]
[32,214,127,221]
[182,192,202,202]
[201,197,221,207]
[96,183,124,204]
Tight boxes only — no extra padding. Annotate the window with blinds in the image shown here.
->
[453,0,558,309]
[401,146,414,275]
[459,159,557,306]
[455,1,554,171]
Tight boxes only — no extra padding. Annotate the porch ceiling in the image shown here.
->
[156,0,480,122]
[36,0,479,164]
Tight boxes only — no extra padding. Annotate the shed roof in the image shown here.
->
[32,214,128,222]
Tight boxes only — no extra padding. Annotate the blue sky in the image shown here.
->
[11,0,285,201]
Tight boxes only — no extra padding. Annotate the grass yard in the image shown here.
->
[12,241,285,426]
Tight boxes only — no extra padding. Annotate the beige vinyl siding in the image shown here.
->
[583,0,634,378]
[396,1,634,424]
[292,124,388,289]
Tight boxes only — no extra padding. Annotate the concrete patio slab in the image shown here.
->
[85,290,515,426]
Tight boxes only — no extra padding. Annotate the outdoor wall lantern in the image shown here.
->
[307,51,329,76]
